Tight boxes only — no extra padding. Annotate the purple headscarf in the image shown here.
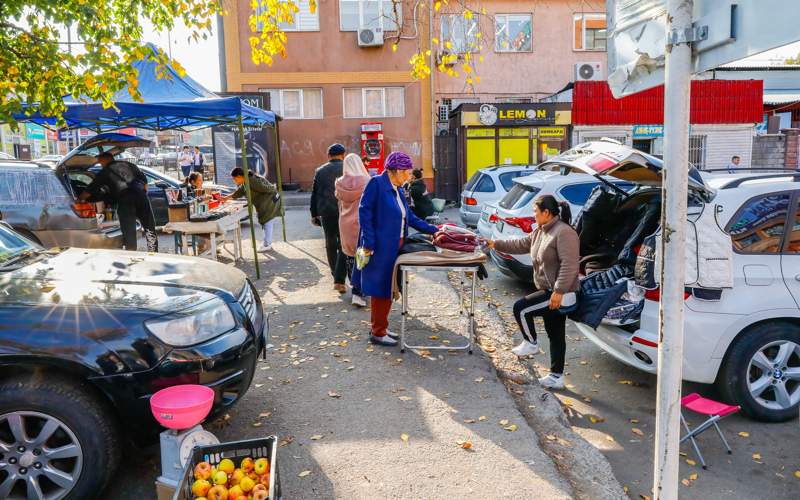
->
[384,152,413,170]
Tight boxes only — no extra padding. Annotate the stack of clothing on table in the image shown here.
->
[432,224,481,253]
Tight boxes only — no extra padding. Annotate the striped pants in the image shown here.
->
[512,290,567,374]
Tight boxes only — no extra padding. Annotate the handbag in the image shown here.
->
[558,291,579,314]
[355,247,371,270]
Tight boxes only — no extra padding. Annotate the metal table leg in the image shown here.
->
[400,268,407,353]
[210,233,218,261]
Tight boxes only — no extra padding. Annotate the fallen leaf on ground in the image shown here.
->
[474,377,485,383]
[298,470,311,478]
[279,436,294,447]
[400,433,410,442]
[328,391,341,398]
[686,459,697,466]
[252,422,263,427]
[320,374,329,379]
[456,440,473,449]
[545,434,557,441]
[504,424,518,432]
[593,373,601,379]
[623,485,629,493]
[579,360,588,365]
[639,495,650,500]
[681,479,690,487]
[752,453,762,461]
[631,428,644,436]
[398,396,413,401]
[499,419,509,426]
[619,380,634,385]
[689,473,698,481]
[589,415,605,424]
[738,431,749,437]
[605,435,615,442]
[478,416,487,421]
[310,435,323,440]
[255,384,264,388]
[794,470,800,479]
[483,346,497,353]
[258,412,272,418]
[629,418,640,424]
[463,419,476,424]
[429,335,439,340]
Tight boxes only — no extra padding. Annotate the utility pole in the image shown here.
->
[654,0,692,498]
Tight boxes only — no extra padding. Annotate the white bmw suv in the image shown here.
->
[539,139,800,422]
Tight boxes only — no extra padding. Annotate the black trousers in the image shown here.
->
[117,192,158,252]
[512,290,567,374]
[320,215,347,284]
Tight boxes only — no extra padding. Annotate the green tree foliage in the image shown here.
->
[785,52,800,65]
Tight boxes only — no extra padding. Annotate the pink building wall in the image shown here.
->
[434,0,607,103]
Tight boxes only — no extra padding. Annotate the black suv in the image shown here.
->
[0,224,264,499]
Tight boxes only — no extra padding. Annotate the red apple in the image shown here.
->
[227,485,243,500]
[240,457,255,473]
[207,485,228,500]
[194,461,213,480]
[229,469,245,486]
[258,473,270,488]
[192,478,212,497]
[239,476,256,493]
[252,490,268,500]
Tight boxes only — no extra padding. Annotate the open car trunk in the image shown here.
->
[538,140,729,329]
[56,132,152,230]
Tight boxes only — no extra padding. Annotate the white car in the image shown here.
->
[459,165,538,227]
[488,170,633,282]
[540,140,800,422]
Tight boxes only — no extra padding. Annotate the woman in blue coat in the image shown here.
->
[358,152,438,346]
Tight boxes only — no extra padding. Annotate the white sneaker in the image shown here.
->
[258,244,273,253]
[538,373,565,390]
[511,341,540,356]
[351,294,367,307]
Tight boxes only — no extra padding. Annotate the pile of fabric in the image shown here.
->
[432,224,481,253]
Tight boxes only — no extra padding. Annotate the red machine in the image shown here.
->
[360,122,385,176]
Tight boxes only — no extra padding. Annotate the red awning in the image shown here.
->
[572,80,764,125]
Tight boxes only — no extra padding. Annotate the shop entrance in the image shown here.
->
[633,139,653,154]
[465,128,496,179]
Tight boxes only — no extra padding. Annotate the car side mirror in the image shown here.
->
[154,181,170,190]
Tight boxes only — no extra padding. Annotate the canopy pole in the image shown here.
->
[238,116,261,279]
[272,125,287,242]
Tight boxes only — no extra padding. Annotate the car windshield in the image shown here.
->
[499,183,540,210]
[0,226,38,267]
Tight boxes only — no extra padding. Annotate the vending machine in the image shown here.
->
[360,122,385,176]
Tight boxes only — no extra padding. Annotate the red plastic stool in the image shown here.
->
[680,393,741,469]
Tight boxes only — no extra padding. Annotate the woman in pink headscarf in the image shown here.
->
[335,153,371,307]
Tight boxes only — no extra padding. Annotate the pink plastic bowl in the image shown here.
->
[150,384,215,430]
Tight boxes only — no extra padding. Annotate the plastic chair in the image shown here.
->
[426,198,446,224]
[680,393,741,469]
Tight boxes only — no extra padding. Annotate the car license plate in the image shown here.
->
[496,220,504,232]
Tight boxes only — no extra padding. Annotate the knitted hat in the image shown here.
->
[328,143,346,156]
[385,152,413,170]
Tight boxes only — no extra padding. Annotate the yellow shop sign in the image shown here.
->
[538,127,565,138]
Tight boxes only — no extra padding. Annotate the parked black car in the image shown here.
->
[0,223,264,499]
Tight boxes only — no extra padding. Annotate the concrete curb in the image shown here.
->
[452,276,628,500]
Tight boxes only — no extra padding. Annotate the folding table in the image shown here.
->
[399,263,479,354]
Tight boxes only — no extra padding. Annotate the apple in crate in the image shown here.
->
[227,485,244,500]
[240,457,255,473]
[212,470,228,486]
[207,485,228,500]
[192,478,211,497]
[254,458,269,475]
[194,462,213,480]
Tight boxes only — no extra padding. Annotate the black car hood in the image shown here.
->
[0,249,247,312]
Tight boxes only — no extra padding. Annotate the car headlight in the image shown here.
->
[145,300,236,347]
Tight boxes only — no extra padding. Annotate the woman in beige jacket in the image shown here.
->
[484,194,580,390]
[335,154,370,306]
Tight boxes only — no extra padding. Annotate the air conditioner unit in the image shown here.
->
[437,104,450,122]
[358,27,384,47]
[574,62,604,82]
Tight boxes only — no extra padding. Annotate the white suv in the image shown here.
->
[539,140,799,422]
[488,171,633,282]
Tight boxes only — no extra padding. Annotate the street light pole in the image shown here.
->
[654,0,693,499]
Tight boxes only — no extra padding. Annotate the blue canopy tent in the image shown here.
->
[12,44,278,277]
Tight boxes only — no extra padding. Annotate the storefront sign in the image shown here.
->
[538,127,566,138]
[466,103,559,127]
[632,124,664,138]
[25,124,45,140]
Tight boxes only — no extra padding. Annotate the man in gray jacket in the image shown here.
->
[310,143,347,292]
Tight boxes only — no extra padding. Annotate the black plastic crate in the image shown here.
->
[174,436,281,500]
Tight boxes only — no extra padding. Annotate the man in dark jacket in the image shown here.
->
[311,143,347,292]
[79,152,158,252]
[408,169,434,219]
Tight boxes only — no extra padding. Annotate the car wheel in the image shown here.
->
[716,322,800,422]
[0,377,120,499]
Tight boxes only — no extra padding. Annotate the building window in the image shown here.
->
[255,0,320,32]
[259,88,323,119]
[495,97,533,103]
[689,135,707,169]
[343,87,405,118]
[440,14,479,53]
[495,14,532,52]
[573,13,606,51]
[340,0,400,31]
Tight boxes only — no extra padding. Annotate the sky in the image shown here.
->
[142,20,800,93]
